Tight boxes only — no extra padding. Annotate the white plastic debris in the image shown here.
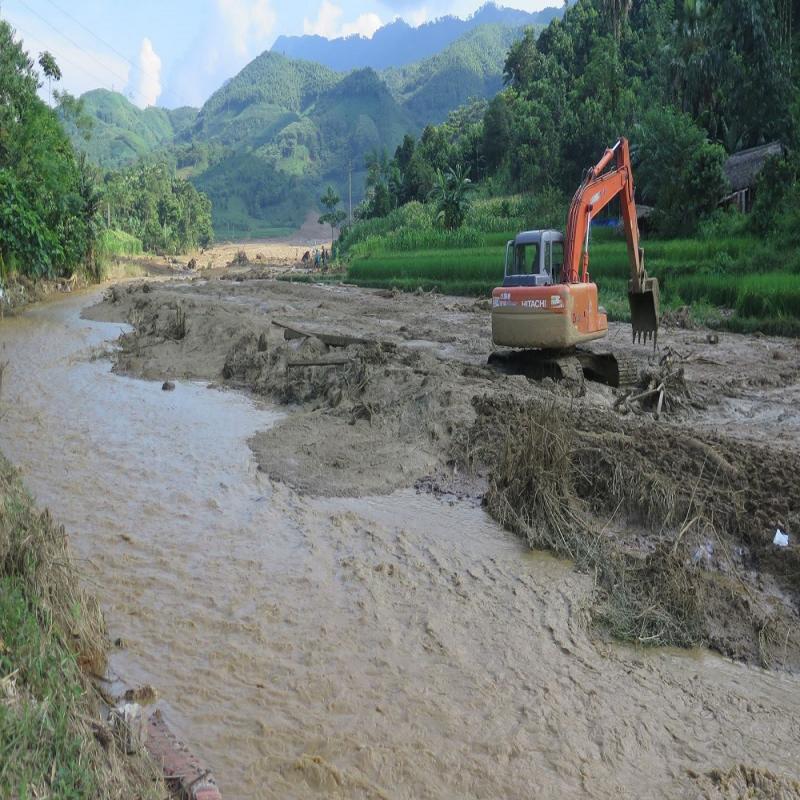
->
[773,529,789,547]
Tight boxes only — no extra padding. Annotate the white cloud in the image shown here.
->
[405,6,430,26]
[161,0,276,107]
[304,1,383,39]
[134,38,162,107]
[341,13,383,37]
[216,0,277,56]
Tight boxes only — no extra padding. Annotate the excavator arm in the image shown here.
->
[562,138,659,343]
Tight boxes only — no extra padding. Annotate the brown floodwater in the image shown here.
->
[1,290,799,799]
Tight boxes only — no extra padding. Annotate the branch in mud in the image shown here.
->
[614,348,691,418]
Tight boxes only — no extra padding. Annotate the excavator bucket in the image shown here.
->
[628,276,660,346]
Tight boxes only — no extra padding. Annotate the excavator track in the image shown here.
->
[488,348,641,390]
[574,349,641,388]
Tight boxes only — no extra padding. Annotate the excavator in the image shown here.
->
[490,137,659,388]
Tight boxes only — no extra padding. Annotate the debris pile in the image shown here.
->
[614,348,691,417]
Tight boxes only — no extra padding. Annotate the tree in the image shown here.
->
[318,185,346,241]
[38,51,61,107]
[483,94,512,173]
[635,106,728,234]
[428,164,473,230]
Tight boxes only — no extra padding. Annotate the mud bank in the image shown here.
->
[85,277,800,671]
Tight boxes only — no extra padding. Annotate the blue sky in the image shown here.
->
[1,0,554,108]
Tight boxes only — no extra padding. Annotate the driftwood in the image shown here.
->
[286,357,352,368]
[614,347,690,418]
[271,319,368,348]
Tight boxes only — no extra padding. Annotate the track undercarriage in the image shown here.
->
[488,347,640,393]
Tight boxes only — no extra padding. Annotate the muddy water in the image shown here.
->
[2,292,800,799]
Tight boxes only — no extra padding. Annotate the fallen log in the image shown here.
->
[271,319,368,347]
[286,357,352,368]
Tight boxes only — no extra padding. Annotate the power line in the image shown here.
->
[38,0,161,84]
[9,18,118,94]
[12,0,134,90]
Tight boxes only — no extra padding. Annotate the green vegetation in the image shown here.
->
[62,89,198,169]
[0,21,101,279]
[318,185,347,241]
[103,160,213,254]
[336,0,800,336]
[0,20,213,283]
[340,195,800,335]
[382,24,537,127]
[0,455,160,798]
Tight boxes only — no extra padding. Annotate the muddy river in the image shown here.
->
[1,290,799,799]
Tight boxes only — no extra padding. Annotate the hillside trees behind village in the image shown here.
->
[357,0,798,236]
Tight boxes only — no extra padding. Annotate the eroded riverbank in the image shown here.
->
[1,285,800,798]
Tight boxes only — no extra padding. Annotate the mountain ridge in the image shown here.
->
[271,2,562,71]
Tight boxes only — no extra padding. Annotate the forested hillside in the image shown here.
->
[67,18,541,237]
[271,1,561,70]
[62,90,198,169]
[382,23,531,126]
[339,0,800,336]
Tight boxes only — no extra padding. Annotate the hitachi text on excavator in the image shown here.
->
[489,137,659,388]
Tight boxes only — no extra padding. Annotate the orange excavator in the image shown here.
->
[490,137,659,387]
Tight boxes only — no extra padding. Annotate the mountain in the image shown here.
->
[271,2,562,71]
[189,63,416,237]
[69,10,555,236]
[383,23,524,127]
[71,90,197,168]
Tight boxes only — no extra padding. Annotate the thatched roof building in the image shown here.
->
[722,142,785,211]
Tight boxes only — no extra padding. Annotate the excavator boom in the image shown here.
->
[563,138,659,343]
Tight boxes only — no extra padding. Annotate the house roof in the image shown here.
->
[723,142,784,192]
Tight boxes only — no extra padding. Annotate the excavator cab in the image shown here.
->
[503,230,564,288]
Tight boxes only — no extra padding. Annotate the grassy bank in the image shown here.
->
[0,455,160,798]
[339,199,800,337]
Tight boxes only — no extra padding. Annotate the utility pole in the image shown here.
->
[348,160,353,224]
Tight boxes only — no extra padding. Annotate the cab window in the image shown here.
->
[513,244,539,274]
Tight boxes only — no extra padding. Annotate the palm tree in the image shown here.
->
[38,51,61,107]
[428,165,473,230]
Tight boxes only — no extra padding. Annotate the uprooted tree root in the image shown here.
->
[468,395,800,667]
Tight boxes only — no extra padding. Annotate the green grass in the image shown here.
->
[97,229,143,261]
[0,579,98,797]
[0,456,160,797]
[345,233,800,336]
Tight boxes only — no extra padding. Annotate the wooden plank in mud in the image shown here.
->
[286,357,352,368]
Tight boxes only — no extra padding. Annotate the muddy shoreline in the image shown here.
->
[84,276,800,672]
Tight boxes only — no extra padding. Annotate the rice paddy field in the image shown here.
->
[341,207,800,337]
